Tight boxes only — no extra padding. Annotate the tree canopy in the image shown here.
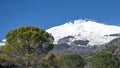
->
[0,26,54,68]
[5,26,54,54]
[61,54,86,68]
[89,51,120,68]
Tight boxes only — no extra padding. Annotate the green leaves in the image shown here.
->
[0,26,54,67]
[89,51,120,68]
[61,54,86,68]
[5,26,54,54]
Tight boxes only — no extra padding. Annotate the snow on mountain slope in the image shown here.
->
[0,39,5,46]
[47,19,120,46]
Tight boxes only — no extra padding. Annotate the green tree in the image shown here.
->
[0,26,54,68]
[61,54,86,68]
[36,61,50,68]
[89,51,120,68]
[5,26,54,54]
[42,53,63,68]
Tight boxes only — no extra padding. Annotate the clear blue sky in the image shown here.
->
[0,0,120,39]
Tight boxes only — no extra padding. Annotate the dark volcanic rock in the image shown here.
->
[71,40,89,46]
[57,36,74,44]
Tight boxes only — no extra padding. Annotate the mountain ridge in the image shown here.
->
[47,19,120,46]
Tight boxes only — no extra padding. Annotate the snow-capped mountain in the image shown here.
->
[0,39,6,46]
[47,19,120,46]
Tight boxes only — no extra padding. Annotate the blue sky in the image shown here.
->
[0,0,120,39]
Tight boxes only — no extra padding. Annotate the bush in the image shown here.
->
[89,51,120,68]
[61,54,86,68]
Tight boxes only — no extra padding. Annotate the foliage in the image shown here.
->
[35,61,50,68]
[61,54,86,68]
[89,51,120,68]
[6,26,54,54]
[0,26,54,68]
[42,53,63,68]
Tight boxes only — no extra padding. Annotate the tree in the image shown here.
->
[5,26,54,54]
[61,54,86,68]
[42,53,63,68]
[42,54,58,68]
[89,51,120,68]
[0,26,54,68]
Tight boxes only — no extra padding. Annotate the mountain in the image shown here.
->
[104,37,120,53]
[0,39,5,46]
[47,19,120,46]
